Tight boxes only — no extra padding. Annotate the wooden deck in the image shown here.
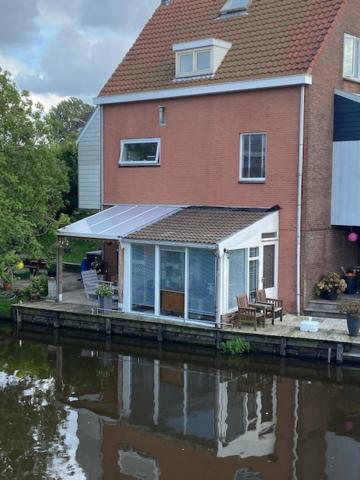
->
[11,299,360,364]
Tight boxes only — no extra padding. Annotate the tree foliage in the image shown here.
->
[46,97,94,214]
[0,69,68,259]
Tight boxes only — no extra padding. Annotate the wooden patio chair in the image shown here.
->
[255,289,283,323]
[236,294,266,331]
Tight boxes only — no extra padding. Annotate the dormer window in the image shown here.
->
[220,0,251,17]
[173,38,232,79]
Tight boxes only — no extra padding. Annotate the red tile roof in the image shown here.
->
[125,206,274,244]
[99,0,344,97]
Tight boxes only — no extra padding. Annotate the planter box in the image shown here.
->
[98,295,112,313]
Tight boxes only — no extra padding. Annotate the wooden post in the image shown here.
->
[118,241,124,310]
[56,237,64,302]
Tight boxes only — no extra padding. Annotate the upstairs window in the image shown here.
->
[240,133,267,182]
[344,34,360,81]
[120,138,160,166]
[173,38,231,79]
[220,0,251,17]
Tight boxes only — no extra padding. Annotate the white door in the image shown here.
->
[262,243,278,299]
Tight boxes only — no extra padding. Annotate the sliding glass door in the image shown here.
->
[160,249,185,318]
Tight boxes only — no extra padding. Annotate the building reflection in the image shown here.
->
[62,349,298,480]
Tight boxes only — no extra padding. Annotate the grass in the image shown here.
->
[64,239,102,264]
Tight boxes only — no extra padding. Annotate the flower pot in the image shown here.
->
[98,295,112,313]
[321,290,338,301]
[344,275,357,295]
[2,282,12,291]
[347,314,360,337]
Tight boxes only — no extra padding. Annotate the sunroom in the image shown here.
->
[121,206,279,326]
[57,205,279,327]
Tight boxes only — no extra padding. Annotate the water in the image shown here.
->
[1,323,360,480]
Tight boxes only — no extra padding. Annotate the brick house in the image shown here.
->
[60,0,360,322]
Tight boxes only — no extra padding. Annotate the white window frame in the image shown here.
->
[176,48,213,78]
[119,138,161,166]
[239,132,267,183]
[343,33,360,82]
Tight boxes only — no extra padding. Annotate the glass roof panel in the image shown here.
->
[58,204,183,239]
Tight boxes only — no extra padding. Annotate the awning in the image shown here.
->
[58,204,182,240]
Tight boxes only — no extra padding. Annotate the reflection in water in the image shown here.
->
[1,326,360,479]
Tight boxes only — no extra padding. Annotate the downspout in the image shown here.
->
[215,247,222,328]
[100,105,104,210]
[296,86,305,315]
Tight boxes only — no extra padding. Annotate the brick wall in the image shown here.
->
[103,88,301,311]
[302,0,360,307]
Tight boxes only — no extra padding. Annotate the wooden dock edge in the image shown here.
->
[11,304,360,364]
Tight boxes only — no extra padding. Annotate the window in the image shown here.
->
[131,245,155,313]
[228,249,247,310]
[177,48,212,77]
[120,138,160,166]
[220,0,251,16]
[343,34,360,81]
[240,133,267,182]
[173,38,232,79]
[248,248,259,302]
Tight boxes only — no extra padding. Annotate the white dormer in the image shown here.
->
[173,38,232,79]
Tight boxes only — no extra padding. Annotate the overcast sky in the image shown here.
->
[0,0,159,109]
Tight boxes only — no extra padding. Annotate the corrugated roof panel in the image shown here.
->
[58,204,182,239]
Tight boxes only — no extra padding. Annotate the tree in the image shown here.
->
[0,69,68,260]
[46,98,94,215]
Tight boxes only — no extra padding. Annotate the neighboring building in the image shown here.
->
[70,0,360,320]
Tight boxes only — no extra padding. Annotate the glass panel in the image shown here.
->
[188,249,216,321]
[263,244,275,289]
[241,134,251,178]
[179,53,193,74]
[131,245,155,313]
[344,35,355,77]
[249,247,259,258]
[241,134,266,179]
[160,250,185,317]
[221,0,250,14]
[122,141,159,164]
[249,259,259,302]
[228,249,247,310]
[196,50,211,71]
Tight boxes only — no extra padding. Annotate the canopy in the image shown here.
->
[58,204,182,240]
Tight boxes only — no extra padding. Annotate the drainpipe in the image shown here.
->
[100,105,104,210]
[215,248,222,328]
[296,86,305,316]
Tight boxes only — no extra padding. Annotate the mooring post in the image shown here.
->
[336,344,344,364]
[105,318,112,336]
[215,330,222,351]
[280,338,287,357]
[327,347,332,364]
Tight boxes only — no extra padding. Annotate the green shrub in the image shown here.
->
[221,337,250,355]
[29,275,48,297]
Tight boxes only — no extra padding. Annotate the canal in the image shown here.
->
[1,322,360,479]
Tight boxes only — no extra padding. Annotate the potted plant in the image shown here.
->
[91,258,107,281]
[339,301,360,337]
[315,272,347,301]
[96,284,114,312]
[28,275,49,301]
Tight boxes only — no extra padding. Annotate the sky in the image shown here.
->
[0,0,159,110]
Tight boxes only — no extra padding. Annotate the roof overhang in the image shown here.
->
[94,74,312,106]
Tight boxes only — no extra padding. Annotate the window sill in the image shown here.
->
[119,163,160,168]
[343,76,360,84]
[239,179,266,184]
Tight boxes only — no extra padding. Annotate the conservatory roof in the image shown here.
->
[125,206,276,245]
[58,204,182,240]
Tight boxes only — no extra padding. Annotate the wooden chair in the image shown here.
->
[236,294,266,331]
[255,289,283,323]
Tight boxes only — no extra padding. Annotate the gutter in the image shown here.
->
[296,86,305,315]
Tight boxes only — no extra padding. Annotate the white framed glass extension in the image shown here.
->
[122,209,279,324]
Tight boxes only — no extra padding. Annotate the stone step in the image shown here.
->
[307,301,341,313]
[304,309,345,319]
